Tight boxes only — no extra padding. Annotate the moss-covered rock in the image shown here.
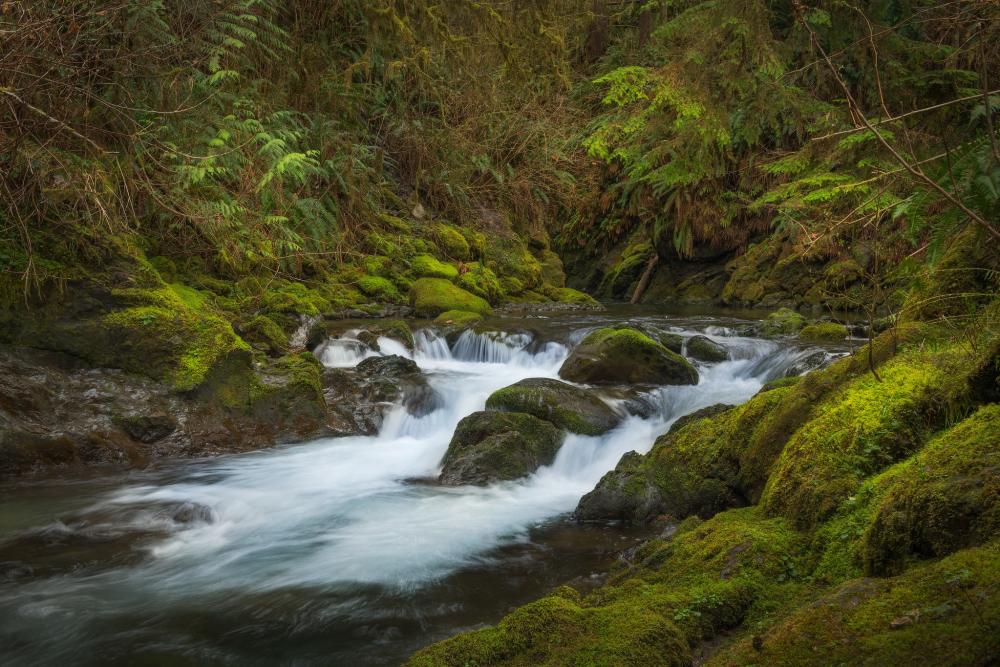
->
[434,310,483,328]
[547,286,601,307]
[576,388,790,523]
[538,249,566,288]
[686,335,729,362]
[760,308,806,336]
[486,378,621,436]
[409,254,459,280]
[247,352,327,438]
[438,411,563,485]
[559,327,698,386]
[409,278,492,318]
[239,314,289,356]
[799,322,848,342]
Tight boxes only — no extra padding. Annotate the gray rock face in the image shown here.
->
[685,335,729,362]
[559,327,698,386]
[485,378,620,436]
[438,411,563,485]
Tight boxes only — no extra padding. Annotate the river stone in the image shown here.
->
[485,378,620,436]
[439,411,563,485]
[685,335,729,362]
[356,354,419,376]
[559,327,698,386]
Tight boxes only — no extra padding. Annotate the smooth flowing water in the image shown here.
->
[0,308,847,665]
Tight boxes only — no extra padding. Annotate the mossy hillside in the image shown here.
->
[862,404,1000,576]
[709,541,1000,667]
[408,508,805,667]
[761,348,971,530]
[799,322,848,342]
[409,278,493,317]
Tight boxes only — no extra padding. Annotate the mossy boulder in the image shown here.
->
[559,327,698,386]
[409,278,492,318]
[248,352,327,438]
[409,254,459,280]
[548,286,601,307]
[239,314,289,356]
[576,388,790,523]
[685,335,729,362]
[862,404,1000,576]
[485,378,621,436]
[538,249,566,288]
[434,310,483,328]
[761,308,806,336]
[799,322,848,342]
[438,411,563,485]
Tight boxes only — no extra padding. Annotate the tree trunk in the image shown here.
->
[630,254,659,304]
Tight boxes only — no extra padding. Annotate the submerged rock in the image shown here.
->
[438,411,563,485]
[485,378,620,436]
[559,327,698,386]
[685,334,729,362]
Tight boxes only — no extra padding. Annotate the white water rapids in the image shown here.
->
[0,319,837,665]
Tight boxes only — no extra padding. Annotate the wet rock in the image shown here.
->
[113,413,177,443]
[485,378,621,436]
[439,411,563,485]
[685,335,729,362]
[783,350,829,377]
[574,451,665,522]
[559,327,698,386]
[654,332,684,354]
[760,308,806,336]
[356,354,419,377]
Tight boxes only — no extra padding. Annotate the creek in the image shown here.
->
[0,307,849,665]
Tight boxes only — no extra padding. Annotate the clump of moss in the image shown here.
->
[409,277,492,317]
[799,322,848,342]
[356,275,402,303]
[409,254,459,280]
[761,308,806,336]
[456,262,505,304]
[256,280,331,317]
[434,310,483,328]
[546,286,601,307]
[428,221,471,260]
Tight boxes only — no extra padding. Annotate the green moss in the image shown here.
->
[255,280,332,317]
[457,262,505,304]
[356,275,402,302]
[410,254,459,280]
[761,308,806,336]
[409,277,492,317]
[862,404,1000,576]
[761,350,969,530]
[429,221,471,260]
[538,249,566,288]
[486,378,620,436]
[434,310,483,327]
[102,286,251,392]
[549,286,600,306]
[241,314,289,354]
[800,322,848,342]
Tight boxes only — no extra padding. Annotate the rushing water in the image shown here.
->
[0,308,848,666]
